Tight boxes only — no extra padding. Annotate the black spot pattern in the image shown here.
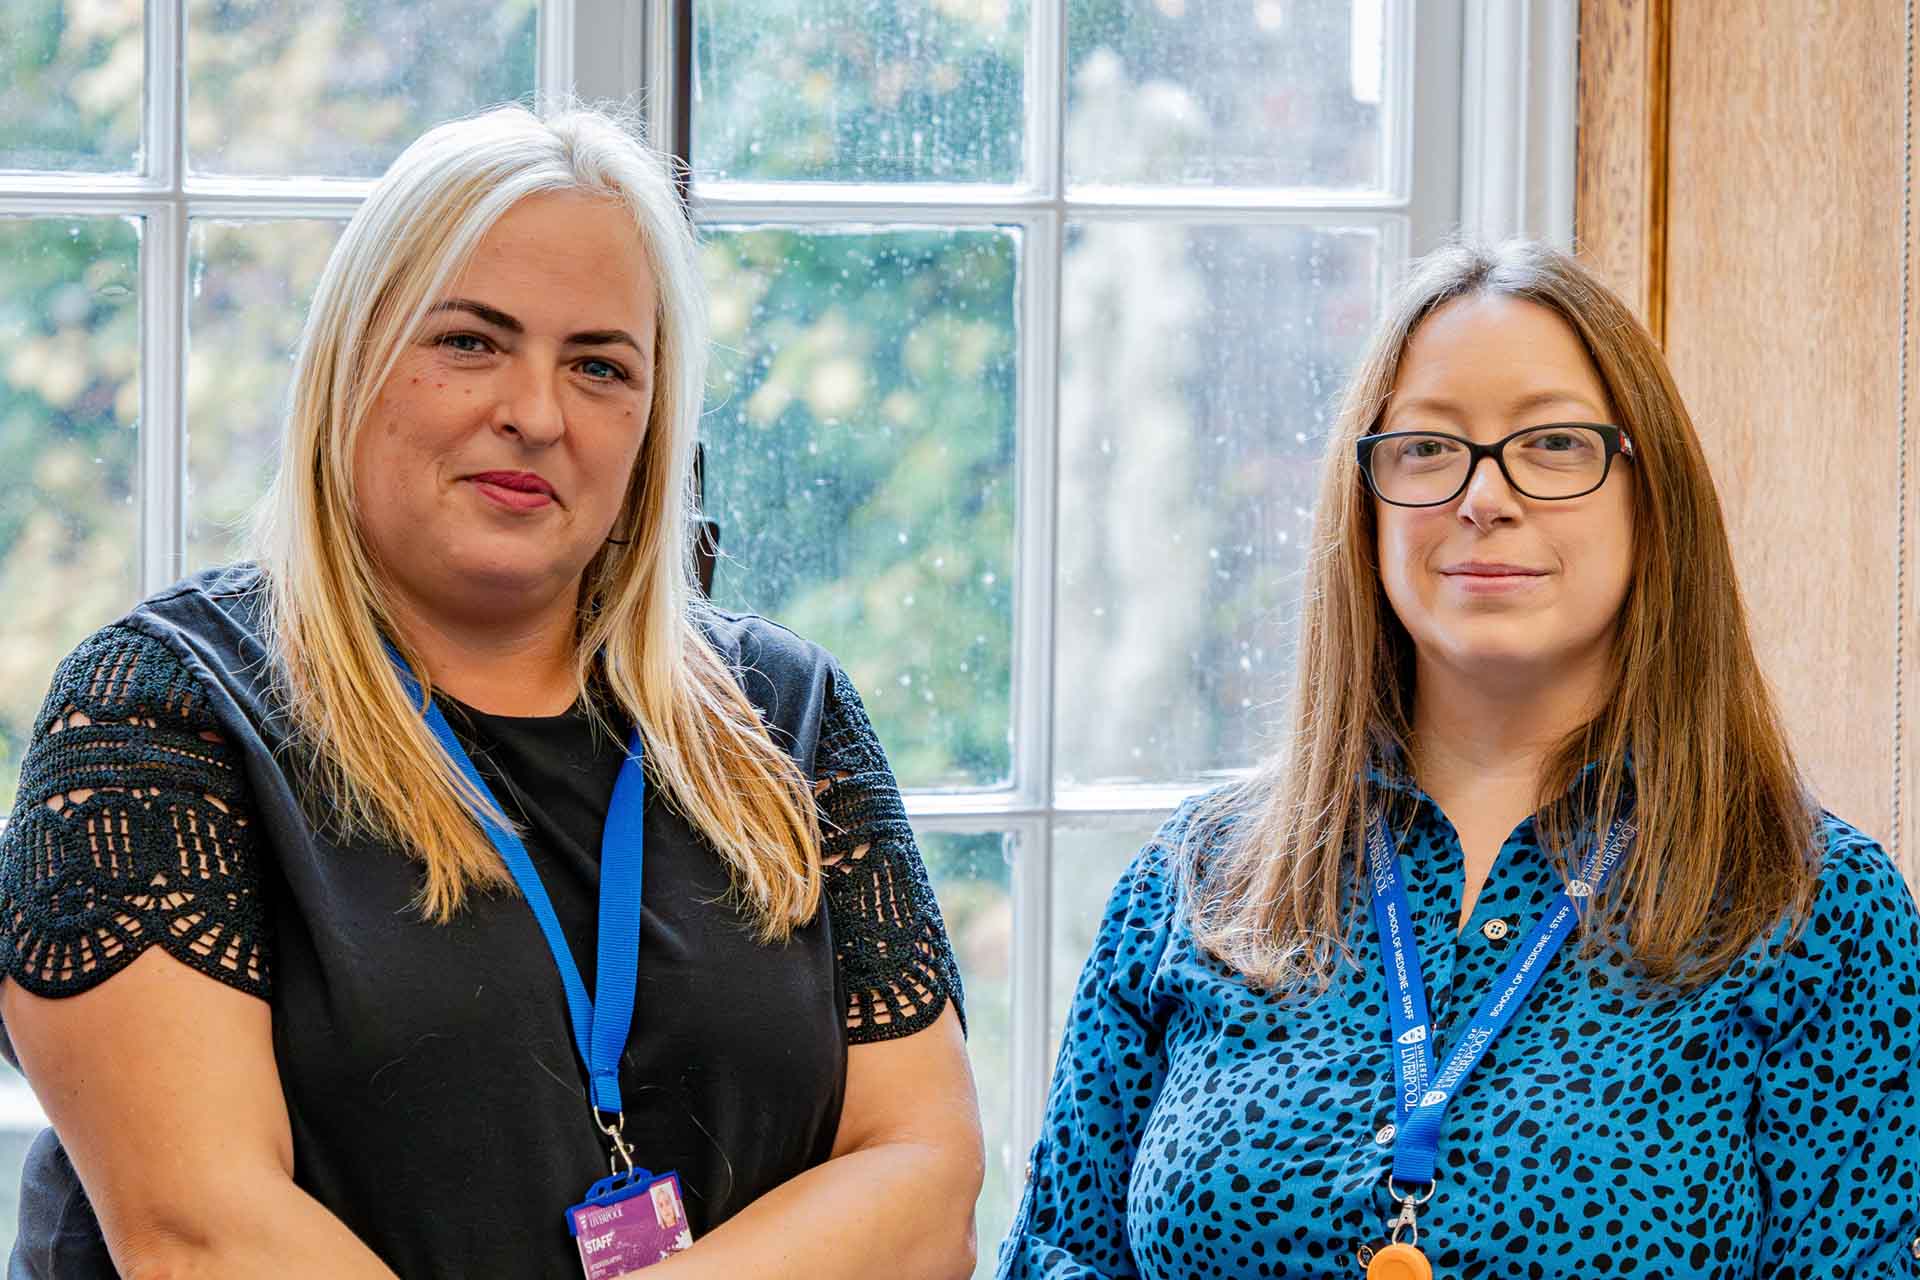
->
[999,790,1920,1278]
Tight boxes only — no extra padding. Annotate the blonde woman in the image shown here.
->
[0,105,981,1279]
[999,242,1920,1278]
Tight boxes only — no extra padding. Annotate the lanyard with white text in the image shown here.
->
[1366,814,1635,1185]
[388,648,647,1169]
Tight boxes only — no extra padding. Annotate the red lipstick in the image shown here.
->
[468,470,557,511]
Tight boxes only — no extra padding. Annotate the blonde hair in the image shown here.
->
[252,103,820,935]
[1180,239,1817,990]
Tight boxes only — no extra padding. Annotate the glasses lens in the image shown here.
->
[1368,434,1469,504]
[1504,425,1609,498]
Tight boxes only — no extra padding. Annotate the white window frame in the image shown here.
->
[0,0,1577,1186]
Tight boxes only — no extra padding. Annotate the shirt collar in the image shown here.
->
[1363,741,1636,806]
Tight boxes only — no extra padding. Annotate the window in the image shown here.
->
[0,0,1561,1265]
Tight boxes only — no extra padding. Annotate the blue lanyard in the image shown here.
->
[388,649,646,1118]
[1366,812,1635,1187]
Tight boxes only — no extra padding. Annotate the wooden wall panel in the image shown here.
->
[1575,0,1667,335]
[1659,1,1906,846]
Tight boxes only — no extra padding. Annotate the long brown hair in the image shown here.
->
[1179,240,1817,990]
[252,104,821,937]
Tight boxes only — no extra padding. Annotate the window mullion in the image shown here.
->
[1005,195,1062,1189]
[1021,0,1067,1185]
[140,201,187,595]
[1013,209,1061,818]
[147,0,184,191]
[1008,813,1053,1183]
[572,0,647,105]
[1028,0,1064,199]
[641,0,683,167]
[539,0,578,101]
[134,0,188,596]
[1404,0,1461,261]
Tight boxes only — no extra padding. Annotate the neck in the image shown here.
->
[385,586,581,717]
[1410,653,1611,809]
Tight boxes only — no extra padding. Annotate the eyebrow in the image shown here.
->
[1387,389,1606,423]
[428,298,650,359]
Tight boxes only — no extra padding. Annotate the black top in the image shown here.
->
[0,564,962,1279]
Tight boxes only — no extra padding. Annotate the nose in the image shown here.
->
[1454,452,1520,532]
[491,358,564,448]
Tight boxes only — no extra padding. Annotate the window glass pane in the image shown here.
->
[919,830,1013,1280]
[187,219,346,570]
[701,227,1017,790]
[0,217,140,810]
[1067,0,1387,190]
[1054,222,1381,787]
[185,0,537,178]
[0,0,143,172]
[693,0,1027,184]
[1049,817,1165,1056]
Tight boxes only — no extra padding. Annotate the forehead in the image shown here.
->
[449,190,658,333]
[1390,293,1607,407]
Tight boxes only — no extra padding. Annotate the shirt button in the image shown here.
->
[1375,1123,1396,1146]
[1481,918,1511,942]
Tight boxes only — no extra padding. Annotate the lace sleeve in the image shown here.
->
[0,624,271,1000]
[815,664,965,1044]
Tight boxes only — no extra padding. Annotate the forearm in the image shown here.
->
[649,1139,980,1280]
[109,1176,400,1280]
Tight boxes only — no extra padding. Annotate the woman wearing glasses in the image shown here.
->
[999,241,1920,1278]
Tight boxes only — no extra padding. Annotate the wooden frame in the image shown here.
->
[1575,0,1668,341]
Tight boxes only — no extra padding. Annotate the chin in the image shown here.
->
[1428,624,1570,673]
[436,544,582,599]
[1442,625,1614,680]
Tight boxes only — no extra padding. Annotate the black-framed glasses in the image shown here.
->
[1356,423,1635,508]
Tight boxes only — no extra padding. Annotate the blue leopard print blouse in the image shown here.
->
[999,786,1920,1279]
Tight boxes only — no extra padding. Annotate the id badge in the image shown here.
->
[566,1168,694,1277]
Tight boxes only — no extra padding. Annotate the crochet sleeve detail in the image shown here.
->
[814,664,965,1045]
[0,624,272,1001]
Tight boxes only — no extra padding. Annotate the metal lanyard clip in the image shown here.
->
[595,1109,637,1177]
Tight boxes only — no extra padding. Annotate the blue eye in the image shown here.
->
[579,359,627,383]
[439,332,491,354]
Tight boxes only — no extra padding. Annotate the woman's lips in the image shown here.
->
[1440,564,1548,593]
[468,472,556,511]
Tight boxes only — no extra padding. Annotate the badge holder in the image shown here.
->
[1355,1179,1434,1280]
[563,1112,694,1279]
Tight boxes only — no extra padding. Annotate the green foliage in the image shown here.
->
[694,0,1026,183]
[703,228,1017,788]
[186,0,537,176]
[0,218,140,798]
[0,0,142,172]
